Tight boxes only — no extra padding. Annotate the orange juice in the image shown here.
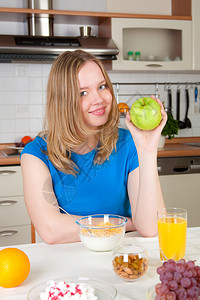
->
[158,217,187,261]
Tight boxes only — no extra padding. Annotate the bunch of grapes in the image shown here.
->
[155,259,200,300]
[15,142,25,147]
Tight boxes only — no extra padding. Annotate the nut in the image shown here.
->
[112,253,148,280]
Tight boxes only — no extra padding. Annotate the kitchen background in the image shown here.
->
[0,0,200,143]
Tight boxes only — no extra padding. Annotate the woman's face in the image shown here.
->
[78,61,112,129]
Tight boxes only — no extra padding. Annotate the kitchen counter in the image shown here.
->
[1,137,200,165]
[0,227,200,300]
[158,136,200,157]
[0,144,20,166]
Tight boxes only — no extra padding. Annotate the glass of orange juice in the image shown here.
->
[157,207,187,262]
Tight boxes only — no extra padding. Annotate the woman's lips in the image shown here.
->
[89,107,106,116]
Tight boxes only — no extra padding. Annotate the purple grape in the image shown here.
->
[166,291,176,300]
[164,259,176,271]
[176,287,187,299]
[173,271,182,283]
[160,284,169,295]
[165,271,173,281]
[191,268,197,277]
[190,277,198,287]
[186,260,196,269]
[187,286,200,297]
[177,259,186,265]
[157,266,166,275]
[181,277,191,288]
[195,266,200,277]
[168,280,178,291]
[160,273,166,282]
[183,269,193,278]
[162,279,169,286]
[176,263,185,273]
[155,283,162,295]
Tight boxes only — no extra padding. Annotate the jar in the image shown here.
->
[127,51,134,61]
[112,243,149,281]
[134,51,141,61]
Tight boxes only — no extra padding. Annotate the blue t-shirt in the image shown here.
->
[21,128,138,218]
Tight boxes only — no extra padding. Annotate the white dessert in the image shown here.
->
[40,280,97,300]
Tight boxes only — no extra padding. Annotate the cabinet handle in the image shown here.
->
[190,164,200,171]
[0,170,16,176]
[0,200,17,206]
[0,230,18,237]
[145,64,163,67]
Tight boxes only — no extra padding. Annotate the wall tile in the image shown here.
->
[28,77,42,91]
[29,91,43,104]
[14,77,29,91]
[16,118,29,132]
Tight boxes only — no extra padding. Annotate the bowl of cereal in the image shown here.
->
[76,214,127,252]
[112,243,149,281]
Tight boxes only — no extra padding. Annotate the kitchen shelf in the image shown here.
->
[0,7,192,21]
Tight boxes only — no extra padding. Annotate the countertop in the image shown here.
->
[1,137,200,166]
[0,227,200,300]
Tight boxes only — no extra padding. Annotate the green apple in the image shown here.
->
[130,97,162,130]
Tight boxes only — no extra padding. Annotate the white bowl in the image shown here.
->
[76,214,127,252]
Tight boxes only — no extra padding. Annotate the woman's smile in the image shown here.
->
[89,106,106,115]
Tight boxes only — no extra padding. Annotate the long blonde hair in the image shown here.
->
[41,50,119,175]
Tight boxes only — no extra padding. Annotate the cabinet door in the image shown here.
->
[0,196,30,227]
[0,165,23,196]
[112,18,192,71]
[192,0,200,70]
[0,225,31,247]
[159,173,200,227]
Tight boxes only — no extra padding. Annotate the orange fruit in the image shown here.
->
[21,136,32,145]
[118,102,129,113]
[0,247,30,288]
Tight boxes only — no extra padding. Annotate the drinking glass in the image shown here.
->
[157,207,187,262]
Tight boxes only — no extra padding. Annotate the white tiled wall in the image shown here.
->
[0,63,200,143]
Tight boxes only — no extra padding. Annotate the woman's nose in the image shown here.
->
[91,90,103,104]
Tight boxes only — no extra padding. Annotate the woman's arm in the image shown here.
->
[125,97,167,237]
[21,154,80,244]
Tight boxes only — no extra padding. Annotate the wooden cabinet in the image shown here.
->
[192,0,200,70]
[0,165,31,246]
[0,4,193,71]
[111,18,192,71]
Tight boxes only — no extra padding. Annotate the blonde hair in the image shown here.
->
[40,50,119,175]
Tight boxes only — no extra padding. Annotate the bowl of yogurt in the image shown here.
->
[76,214,127,252]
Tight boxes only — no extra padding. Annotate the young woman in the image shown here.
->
[21,50,167,244]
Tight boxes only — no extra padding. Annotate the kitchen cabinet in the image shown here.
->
[192,0,200,70]
[0,165,31,246]
[111,18,192,71]
[159,173,200,228]
[0,4,192,70]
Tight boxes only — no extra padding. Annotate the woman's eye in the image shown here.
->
[99,84,106,90]
[80,91,87,96]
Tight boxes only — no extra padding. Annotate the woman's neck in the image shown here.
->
[72,135,99,155]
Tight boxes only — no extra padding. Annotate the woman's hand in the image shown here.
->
[125,96,167,153]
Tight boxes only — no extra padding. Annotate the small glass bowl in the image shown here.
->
[112,244,149,281]
[76,214,127,252]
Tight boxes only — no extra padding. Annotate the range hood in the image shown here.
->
[0,35,119,62]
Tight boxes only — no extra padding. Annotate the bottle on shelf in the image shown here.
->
[127,51,134,61]
[134,51,141,61]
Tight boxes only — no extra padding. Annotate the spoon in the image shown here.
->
[184,87,192,128]
[176,87,186,129]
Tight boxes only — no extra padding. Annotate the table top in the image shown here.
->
[0,227,200,300]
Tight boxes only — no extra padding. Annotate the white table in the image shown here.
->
[0,227,200,300]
